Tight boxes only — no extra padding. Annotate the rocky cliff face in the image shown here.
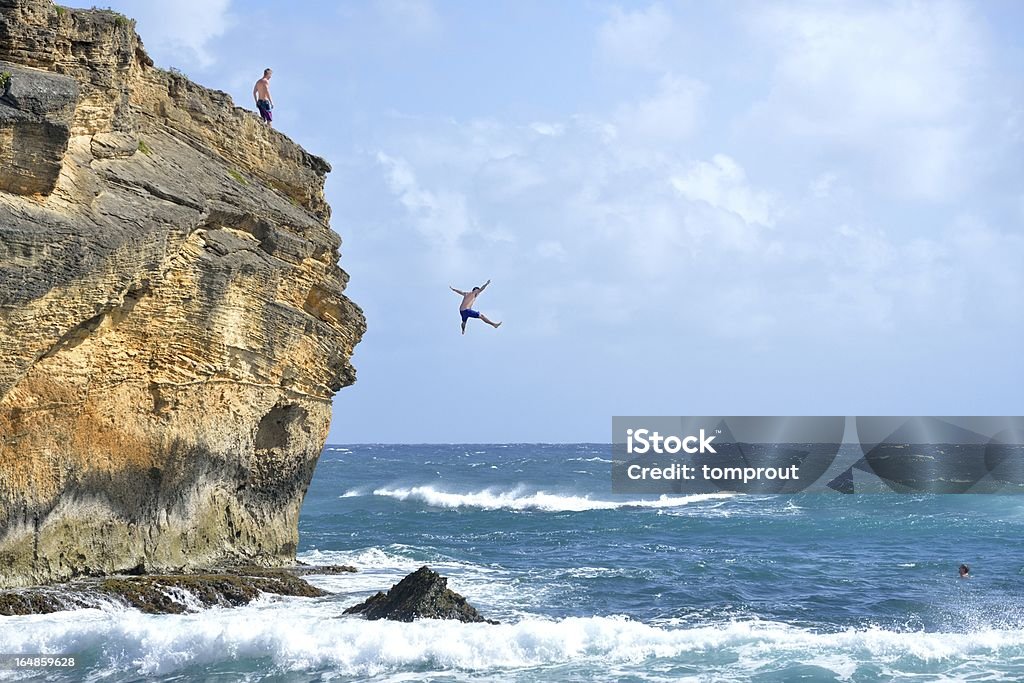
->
[0,0,365,588]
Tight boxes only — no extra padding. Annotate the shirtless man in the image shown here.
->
[450,279,501,335]
[253,68,274,126]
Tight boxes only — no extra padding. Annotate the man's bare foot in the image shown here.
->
[494,322,502,329]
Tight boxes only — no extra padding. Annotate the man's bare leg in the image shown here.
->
[461,319,467,335]
[480,313,501,329]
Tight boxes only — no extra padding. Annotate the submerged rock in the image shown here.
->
[344,566,497,623]
[0,569,329,616]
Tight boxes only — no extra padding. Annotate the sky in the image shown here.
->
[66,0,1024,443]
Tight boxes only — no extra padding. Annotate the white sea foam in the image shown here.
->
[299,546,457,572]
[371,485,734,512]
[2,609,1023,680]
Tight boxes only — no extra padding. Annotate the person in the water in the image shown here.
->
[959,564,970,578]
[450,280,502,335]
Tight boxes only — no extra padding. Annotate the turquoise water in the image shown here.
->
[3,443,1024,681]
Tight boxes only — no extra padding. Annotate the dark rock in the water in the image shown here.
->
[0,569,328,616]
[344,566,497,623]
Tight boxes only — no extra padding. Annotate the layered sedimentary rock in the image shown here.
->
[0,63,77,195]
[0,0,365,588]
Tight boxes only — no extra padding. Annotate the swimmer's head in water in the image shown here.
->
[959,564,970,577]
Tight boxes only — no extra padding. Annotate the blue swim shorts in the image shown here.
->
[460,308,480,322]
[257,99,273,122]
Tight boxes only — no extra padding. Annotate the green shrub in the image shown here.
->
[55,6,67,18]
[228,169,249,185]
[90,7,129,28]
[137,139,152,156]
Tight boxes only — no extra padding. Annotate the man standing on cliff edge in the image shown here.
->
[450,280,502,335]
[253,68,273,126]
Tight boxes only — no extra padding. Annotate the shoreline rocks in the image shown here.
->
[293,564,358,576]
[0,566,344,616]
[0,564,500,624]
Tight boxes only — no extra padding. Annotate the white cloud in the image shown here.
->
[670,155,779,228]
[809,172,838,199]
[126,0,232,68]
[804,214,1024,331]
[744,1,990,200]
[350,1,1021,346]
[1005,107,1024,143]
[371,0,442,38]
[476,155,546,202]
[368,106,1024,343]
[530,122,565,137]
[536,241,567,260]
[597,3,675,70]
[755,2,981,127]
[613,74,706,145]
[371,111,790,323]
[376,152,473,249]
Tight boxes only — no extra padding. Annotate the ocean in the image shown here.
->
[3,443,1024,681]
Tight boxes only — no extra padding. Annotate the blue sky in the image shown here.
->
[67,1,1024,442]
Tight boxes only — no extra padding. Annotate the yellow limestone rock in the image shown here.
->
[0,0,365,587]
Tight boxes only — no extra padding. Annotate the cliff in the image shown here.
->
[0,0,365,587]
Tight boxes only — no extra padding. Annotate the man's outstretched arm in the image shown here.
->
[477,279,491,293]
[450,286,468,296]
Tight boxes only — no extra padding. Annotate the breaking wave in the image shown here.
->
[3,609,1023,680]
[371,485,734,512]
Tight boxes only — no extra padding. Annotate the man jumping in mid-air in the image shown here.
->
[450,280,502,335]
